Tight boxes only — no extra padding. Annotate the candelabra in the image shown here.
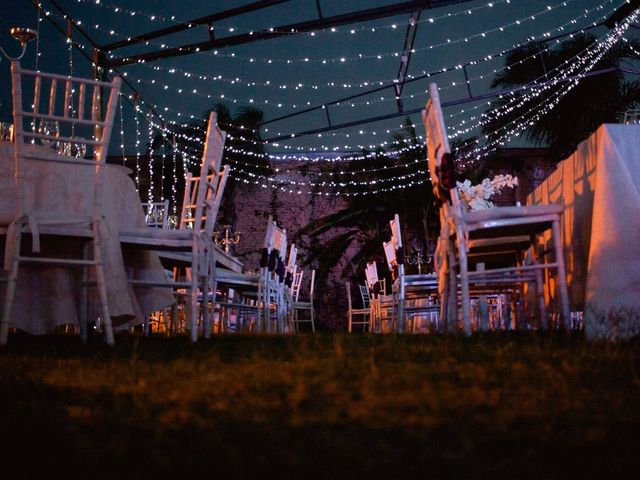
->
[405,249,432,274]
[213,224,241,253]
[0,27,38,62]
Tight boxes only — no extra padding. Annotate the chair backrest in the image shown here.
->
[345,281,353,310]
[286,243,297,273]
[179,111,228,238]
[308,269,315,302]
[292,270,304,302]
[143,199,170,228]
[285,243,297,286]
[423,82,460,212]
[11,61,121,215]
[259,216,288,284]
[359,284,371,308]
[365,261,379,289]
[384,214,405,280]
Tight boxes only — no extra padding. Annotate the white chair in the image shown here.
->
[424,82,570,333]
[292,269,315,333]
[365,261,393,333]
[142,199,170,229]
[383,214,439,333]
[259,219,287,333]
[1,61,121,346]
[283,244,298,332]
[119,111,229,342]
[291,270,304,303]
[346,281,371,332]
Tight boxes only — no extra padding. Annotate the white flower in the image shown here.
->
[456,174,518,212]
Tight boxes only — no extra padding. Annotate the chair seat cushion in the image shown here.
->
[462,204,562,224]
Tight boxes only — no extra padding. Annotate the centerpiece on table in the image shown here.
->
[456,174,518,212]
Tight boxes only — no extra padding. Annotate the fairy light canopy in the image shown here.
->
[1,0,638,164]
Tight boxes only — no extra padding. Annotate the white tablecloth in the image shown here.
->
[528,124,640,339]
[0,143,174,334]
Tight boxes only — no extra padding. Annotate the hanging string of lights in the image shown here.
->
[74,0,580,68]
[118,94,126,166]
[455,10,638,168]
[136,111,430,196]
[76,0,514,40]
[42,0,615,151]
[146,110,155,203]
[133,0,608,95]
[133,102,142,190]
[177,12,637,190]
[31,2,444,198]
[37,0,637,199]
[106,0,616,149]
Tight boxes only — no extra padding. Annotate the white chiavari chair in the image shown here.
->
[424,82,570,333]
[1,61,121,346]
[292,269,315,333]
[119,112,228,342]
[346,281,371,332]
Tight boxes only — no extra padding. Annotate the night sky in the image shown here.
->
[0,0,625,156]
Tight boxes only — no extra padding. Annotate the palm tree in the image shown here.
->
[480,33,640,161]
[296,118,437,289]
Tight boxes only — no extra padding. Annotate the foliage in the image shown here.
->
[481,34,640,160]
[1,333,640,478]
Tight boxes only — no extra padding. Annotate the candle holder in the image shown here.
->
[405,248,432,274]
[1,27,38,61]
[213,224,241,253]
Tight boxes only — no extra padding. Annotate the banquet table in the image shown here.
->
[0,142,174,334]
[527,124,640,339]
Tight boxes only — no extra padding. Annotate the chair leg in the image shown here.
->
[79,242,89,343]
[143,316,151,336]
[552,219,570,330]
[310,306,315,333]
[206,274,217,338]
[457,238,472,335]
[531,243,548,330]
[92,228,114,346]
[397,281,406,334]
[189,277,199,343]
[0,230,22,346]
[446,245,458,333]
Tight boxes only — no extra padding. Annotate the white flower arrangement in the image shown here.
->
[456,174,519,212]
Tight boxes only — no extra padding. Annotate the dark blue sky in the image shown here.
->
[0,0,623,156]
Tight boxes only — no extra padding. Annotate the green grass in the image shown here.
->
[1,332,639,478]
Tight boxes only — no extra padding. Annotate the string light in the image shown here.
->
[104,0,617,148]
[134,100,141,190]
[146,110,155,203]
[78,0,578,67]
[160,127,166,205]
[75,0,514,41]
[118,94,126,166]
[32,0,632,199]
[42,0,615,145]
[171,133,178,215]
[455,9,639,168]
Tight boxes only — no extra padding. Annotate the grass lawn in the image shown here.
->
[1,332,639,478]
